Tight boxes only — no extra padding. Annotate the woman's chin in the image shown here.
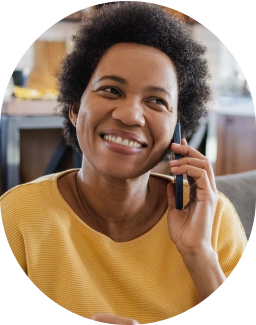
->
[99,166,150,180]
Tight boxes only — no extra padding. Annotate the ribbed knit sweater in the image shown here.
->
[0,169,247,323]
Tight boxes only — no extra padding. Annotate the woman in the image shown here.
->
[1,2,247,324]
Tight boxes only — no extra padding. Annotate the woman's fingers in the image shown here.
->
[171,157,208,169]
[171,141,217,192]
[91,313,139,325]
[170,157,216,191]
[171,141,206,159]
[171,164,209,190]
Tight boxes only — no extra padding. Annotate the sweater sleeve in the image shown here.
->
[213,192,248,277]
[1,187,28,274]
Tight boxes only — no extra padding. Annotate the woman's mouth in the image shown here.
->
[102,134,143,148]
[101,134,144,154]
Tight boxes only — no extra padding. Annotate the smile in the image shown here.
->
[100,134,145,156]
[103,134,143,148]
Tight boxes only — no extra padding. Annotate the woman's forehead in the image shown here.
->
[90,43,178,87]
[98,43,176,68]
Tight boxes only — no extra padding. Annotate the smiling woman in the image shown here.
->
[0,2,247,324]
[69,43,178,179]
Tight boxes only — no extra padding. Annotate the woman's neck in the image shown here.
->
[75,162,168,242]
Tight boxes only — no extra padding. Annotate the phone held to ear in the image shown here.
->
[173,122,183,209]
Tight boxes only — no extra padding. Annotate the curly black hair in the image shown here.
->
[57,1,211,154]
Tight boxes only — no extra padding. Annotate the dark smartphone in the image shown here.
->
[173,122,183,209]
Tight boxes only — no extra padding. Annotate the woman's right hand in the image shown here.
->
[91,313,139,324]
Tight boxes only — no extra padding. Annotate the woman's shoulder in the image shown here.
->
[216,190,248,235]
[1,172,57,202]
[215,190,243,222]
[212,191,248,276]
[1,169,78,201]
[0,169,79,218]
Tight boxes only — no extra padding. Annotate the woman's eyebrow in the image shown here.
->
[144,86,172,99]
[93,77,171,99]
[93,75,128,85]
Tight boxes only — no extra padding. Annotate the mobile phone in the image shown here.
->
[173,122,183,209]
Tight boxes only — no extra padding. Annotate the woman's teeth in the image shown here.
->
[103,134,142,148]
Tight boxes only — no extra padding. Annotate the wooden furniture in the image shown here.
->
[215,114,256,175]
[1,99,81,194]
[206,96,256,176]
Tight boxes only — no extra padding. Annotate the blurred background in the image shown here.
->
[0,3,255,195]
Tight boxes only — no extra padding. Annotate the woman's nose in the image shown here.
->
[111,97,145,127]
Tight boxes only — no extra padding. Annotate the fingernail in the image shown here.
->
[170,160,178,166]
[171,167,178,172]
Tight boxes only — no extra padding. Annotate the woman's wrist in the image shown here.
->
[178,245,226,301]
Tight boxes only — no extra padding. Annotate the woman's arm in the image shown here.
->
[178,246,226,300]
[168,139,226,300]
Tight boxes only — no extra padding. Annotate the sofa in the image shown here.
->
[215,169,256,239]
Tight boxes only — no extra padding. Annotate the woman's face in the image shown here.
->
[71,43,178,179]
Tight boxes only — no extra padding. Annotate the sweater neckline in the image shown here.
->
[50,169,174,247]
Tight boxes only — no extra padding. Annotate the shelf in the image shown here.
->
[2,99,58,116]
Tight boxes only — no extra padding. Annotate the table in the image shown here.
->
[1,99,81,193]
[206,96,256,175]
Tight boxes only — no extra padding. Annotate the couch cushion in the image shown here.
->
[215,170,256,239]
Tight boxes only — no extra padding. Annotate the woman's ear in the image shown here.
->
[69,103,80,127]
[69,103,80,115]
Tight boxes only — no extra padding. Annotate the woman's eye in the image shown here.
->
[150,98,165,105]
[99,87,121,97]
